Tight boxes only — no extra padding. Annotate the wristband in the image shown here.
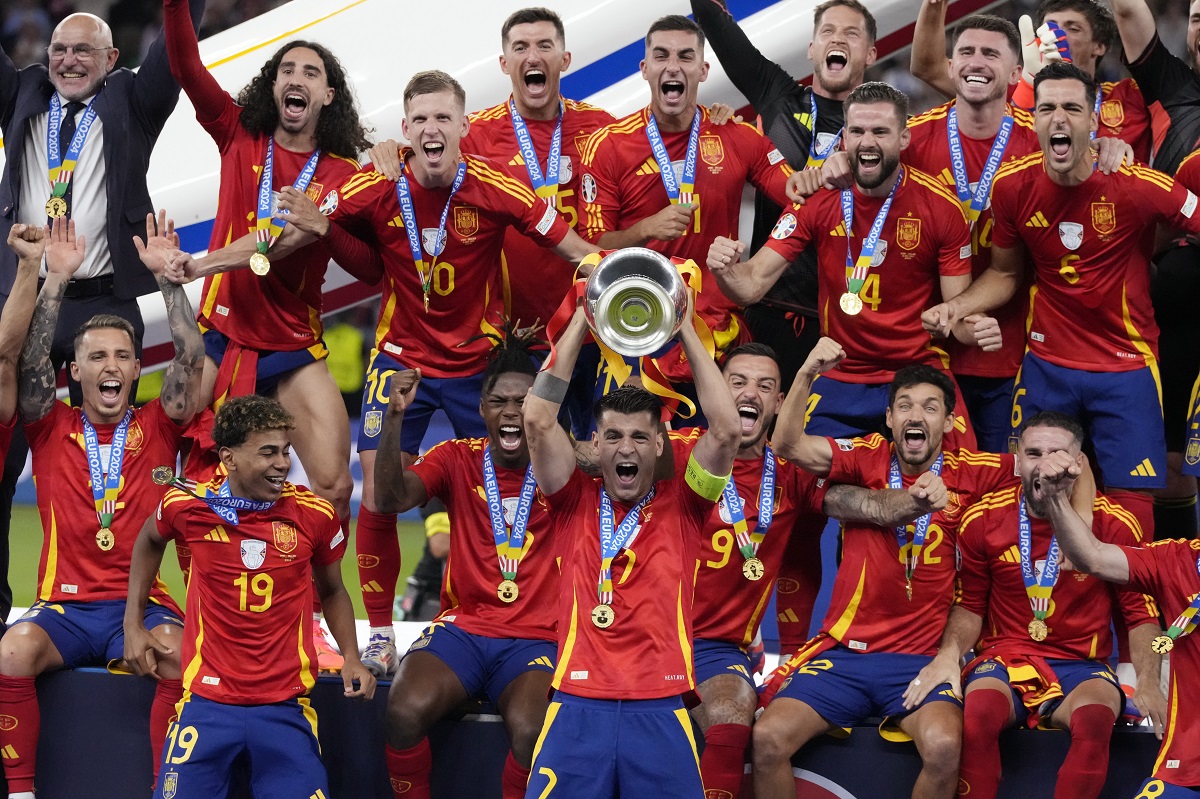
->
[532,372,569,404]
[685,453,731,501]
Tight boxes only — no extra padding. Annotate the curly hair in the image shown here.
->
[212,395,295,449]
[235,40,372,158]
[478,321,542,396]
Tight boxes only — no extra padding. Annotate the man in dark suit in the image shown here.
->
[0,6,203,633]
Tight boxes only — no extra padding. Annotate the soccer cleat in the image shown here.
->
[312,618,344,673]
[361,633,399,679]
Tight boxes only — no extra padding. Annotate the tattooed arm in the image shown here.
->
[822,470,948,526]
[18,219,85,423]
[134,211,204,424]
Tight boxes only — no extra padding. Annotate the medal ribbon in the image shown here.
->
[510,97,564,204]
[889,452,944,584]
[46,95,99,200]
[255,138,322,255]
[81,409,132,531]
[397,160,467,302]
[721,445,777,559]
[597,487,655,604]
[645,108,701,205]
[1161,555,1200,645]
[159,475,274,526]
[947,107,1013,226]
[482,445,538,580]
[841,168,902,297]
[1018,497,1061,620]
[804,93,843,169]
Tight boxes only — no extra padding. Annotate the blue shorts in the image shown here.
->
[202,329,326,397]
[1182,371,1200,477]
[154,693,326,799]
[693,639,755,690]
[405,621,555,706]
[772,645,961,730]
[357,350,486,453]
[13,599,182,669]
[1132,779,1200,798]
[965,657,1122,724]
[523,692,702,799]
[956,375,1016,454]
[807,375,976,449]
[1010,352,1166,489]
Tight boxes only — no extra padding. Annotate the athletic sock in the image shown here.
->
[700,723,751,799]
[150,679,183,780]
[1054,704,1116,799]
[0,675,39,794]
[357,506,401,628]
[1153,494,1198,540]
[500,751,531,799]
[385,740,432,799]
[958,689,1012,799]
[775,515,824,654]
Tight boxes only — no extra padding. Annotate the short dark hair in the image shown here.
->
[814,0,877,44]
[73,314,136,354]
[594,385,661,428]
[952,14,1021,59]
[212,395,295,450]
[1036,0,1116,68]
[404,70,466,114]
[888,365,956,414]
[1018,410,1085,447]
[645,15,704,50]
[844,81,909,126]
[723,342,780,369]
[1034,60,1097,110]
[501,7,565,47]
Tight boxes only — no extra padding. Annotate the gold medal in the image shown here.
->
[96,528,115,551]
[1028,619,1048,642]
[497,579,519,604]
[249,252,271,276]
[742,557,764,581]
[45,196,67,218]
[905,579,912,601]
[591,604,614,629]
[1151,635,1174,655]
[839,292,863,315]
[151,466,175,486]
[423,291,430,313]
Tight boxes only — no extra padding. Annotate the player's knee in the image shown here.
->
[505,713,545,764]
[385,692,431,749]
[751,713,797,766]
[699,688,756,727]
[917,724,961,774]
[0,628,52,677]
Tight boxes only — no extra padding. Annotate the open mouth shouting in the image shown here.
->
[660,80,686,105]
[281,90,309,126]
[1049,132,1072,161]
[825,49,849,74]
[737,403,762,437]
[421,140,446,165]
[98,379,123,404]
[899,425,929,459]
[498,424,523,452]
[614,461,639,488]
[523,68,549,99]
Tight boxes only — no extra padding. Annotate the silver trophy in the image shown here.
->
[583,248,689,357]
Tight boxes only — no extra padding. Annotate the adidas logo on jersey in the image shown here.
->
[1025,212,1050,228]
[1130,459,1157,478]
[828,222,848,237]
[205,526,230,543]
[527,656,554,669]
[998,545,1021,564]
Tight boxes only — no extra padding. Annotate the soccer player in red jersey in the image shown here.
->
[124,395,374,799]
[519,295,739,798]
[1025,434,1200,799]
[579,14,793,381]
[906,411,1165,799]
[753,337,1019,799]
[371,333,555,799]
[0,225,42,465]
[923,61,1200,542]
[0,213,204,799]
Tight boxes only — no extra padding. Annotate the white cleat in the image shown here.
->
[361,633,398,679]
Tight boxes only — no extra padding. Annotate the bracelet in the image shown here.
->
[532,372,569,404]
[685,453,730,502]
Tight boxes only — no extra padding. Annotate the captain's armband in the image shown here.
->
[531,372,569,405]
[685,453,730,501]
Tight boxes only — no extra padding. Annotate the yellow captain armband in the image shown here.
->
[685,453,730,502]
[424,511,450,539]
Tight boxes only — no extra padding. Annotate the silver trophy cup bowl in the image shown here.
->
[583,248,689,357]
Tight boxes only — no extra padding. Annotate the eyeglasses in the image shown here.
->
[47,44,113,61]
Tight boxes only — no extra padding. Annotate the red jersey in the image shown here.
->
[156,479,345,704]
[409,439,558,642]
[328,154,570,378]
[670,429,826,647]
[1123,538,1200,786]
[958,486,1157,661]
[1097,79,1153,165]
[164,0,359,352]
[464,98,614,326]
[990,156,1200,371]
[0,417,12,465]
[764,169,973,382]
[905,102,1041,378]
[546,468,713,699]
[580,107,793,339]
[24,401,181,605]
[1173,147,1200,193]
[820,435,1016,655]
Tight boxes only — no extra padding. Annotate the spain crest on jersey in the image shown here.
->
[454,206,479,238]
[700,134,725,166]
[1100,100,1125,129]
[1091,202,1116,235]
[896,218,921,251]
[240,539,267,570]
[161,771,178,799]
[273,521,298,554]
[1058,222,1084,250]
[771,213,797,240]
[304,181,324,203]
[363,410,383,438]
[124,418,145,452]
[1186,435,1200,467]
